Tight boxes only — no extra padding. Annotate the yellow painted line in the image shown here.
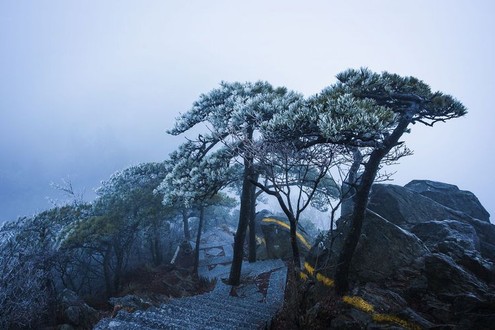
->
[304,262,315,275]
[315,272,334,287]
[299,272,309,281]
[373,314,420,330]
[299,262,419,330]
[262,217,312,249]
[343,295,374,313]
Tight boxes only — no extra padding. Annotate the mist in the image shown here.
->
[1,0,494,223]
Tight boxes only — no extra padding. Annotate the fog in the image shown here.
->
[1,0,494,223]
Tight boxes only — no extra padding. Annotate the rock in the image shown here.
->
[405,180,490,222]
[319,211,429,283]
[424,253,489,297]
[411,220,480,253]
[463,218,495,263]
[350,212,429,282]
[358,283,435,329]
[411,220,495,283]
[301,181,495,330]
[58,289,99,329]
[109,295,153,312]
[258,213,311,260]
[65,306,81,325]
[368,184,468,228]
[368,183,495,262]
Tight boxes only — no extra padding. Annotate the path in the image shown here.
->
[94,229,287,329]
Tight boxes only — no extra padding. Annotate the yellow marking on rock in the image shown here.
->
[299,262,419,330]
[262,218,312,249]
[304,262,315,275]
[373,314,421,330]
[299,272,309,280]
[316,272,334,287]
[343,295,374,313]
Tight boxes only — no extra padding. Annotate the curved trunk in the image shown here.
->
[288,217,301,269]
[334,153,381,294]
[334,116,412,295]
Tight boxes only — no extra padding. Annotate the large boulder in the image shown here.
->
[302,181,495,329]
[257,212,311,260]
[316,211,429,283]
[368,183,495,263]
[405,180,490,222]
[368,184,471,228]
[411,220,480,254]
[424,253,490,297]
[411,220,494,283]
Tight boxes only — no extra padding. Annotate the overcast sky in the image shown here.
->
[1,0,494,223]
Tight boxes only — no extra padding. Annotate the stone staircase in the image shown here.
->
[94,229,287,329]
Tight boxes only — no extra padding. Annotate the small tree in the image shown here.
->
[247,139,339,268]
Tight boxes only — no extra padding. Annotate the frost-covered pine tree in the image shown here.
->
[166,81,302,285]
[265,68,466,294]
[157,141,238,274]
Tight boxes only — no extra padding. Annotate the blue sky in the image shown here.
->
[1,0,494,222]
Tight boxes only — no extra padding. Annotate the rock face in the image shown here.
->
[411,220,480,253]
[306,180,495,329]
[368,183,495,263]
[319,212,429,283]
[405,180,490,222]
[256,211,311,260]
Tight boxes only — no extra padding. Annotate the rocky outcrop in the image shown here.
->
[368,183,495,263]
[304,180,495,329]
[405,180,490,222]
[411,220,480,253]
[317,211,429,283]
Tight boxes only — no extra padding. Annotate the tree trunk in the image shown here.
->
[334,116,411,295]
[193,206,205,275]
[182,209,191,240]
[340,148,363,218]
[229,127,255,286]
[288,217,301,268]
[151,222,163,266]
[334,154,380,295]
[102,246,113,297]
[113,244,125,294]
[248,173,259,263]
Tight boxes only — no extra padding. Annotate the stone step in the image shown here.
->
[156,300,259,329]
[154,299,263,329]
[166,295,275,324]
[178,293,279,317]
[93,317,156,330]
[116,307,226,330]
[93,230,288,330]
